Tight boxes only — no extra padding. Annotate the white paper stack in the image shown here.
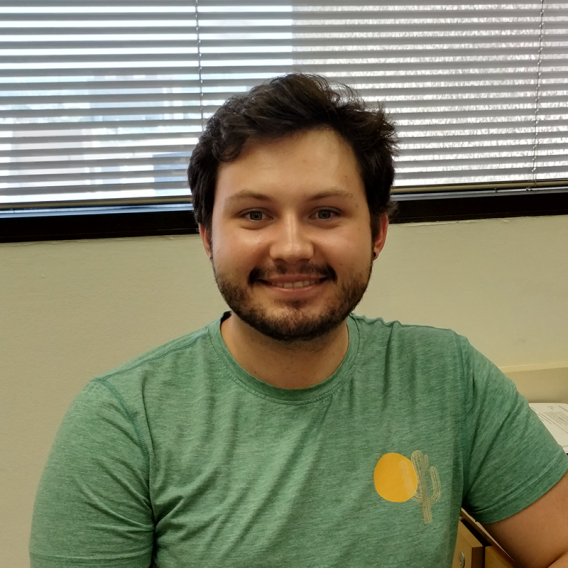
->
[529,403,568,453]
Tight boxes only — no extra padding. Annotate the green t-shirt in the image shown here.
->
[30,314,568,568]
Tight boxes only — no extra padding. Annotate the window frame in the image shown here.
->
[3,1,568,243]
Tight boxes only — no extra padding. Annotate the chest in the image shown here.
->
[147,394,465,567]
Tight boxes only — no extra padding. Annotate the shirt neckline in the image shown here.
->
[208,313,360,404]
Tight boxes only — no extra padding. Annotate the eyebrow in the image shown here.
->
[224,190,272,206]
[224,187,356,206]
[307,189,356,202]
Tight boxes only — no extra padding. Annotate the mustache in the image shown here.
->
[249,264,337,285]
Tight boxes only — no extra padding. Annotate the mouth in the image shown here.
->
[267,279,325,289]
[249,265,336,288]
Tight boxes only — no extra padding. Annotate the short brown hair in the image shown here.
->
[188,73,398,237]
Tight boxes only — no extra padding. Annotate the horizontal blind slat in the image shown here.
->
[2,1,568,207]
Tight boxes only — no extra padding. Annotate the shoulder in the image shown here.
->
[348,314,505,400]
[49,319,224,471]
[67,319,221,429]
[94,320,216,390]
[347,314,479,405]
[350,313,466,357]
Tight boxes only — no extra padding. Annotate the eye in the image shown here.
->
[315,209,337,220]
[243,210,265,222]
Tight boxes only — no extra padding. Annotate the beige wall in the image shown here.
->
[2,214,567,567]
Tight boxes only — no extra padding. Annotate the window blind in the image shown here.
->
[1,0,567,208]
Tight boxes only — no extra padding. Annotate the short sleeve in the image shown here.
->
[30,380,154,568]
[459,337,568,524]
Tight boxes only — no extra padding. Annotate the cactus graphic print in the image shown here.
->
[374,450,441,524]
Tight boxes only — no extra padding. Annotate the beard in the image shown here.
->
[212,259,373,343]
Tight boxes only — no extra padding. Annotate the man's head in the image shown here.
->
[188,73,398,242]
[188,74,397,343]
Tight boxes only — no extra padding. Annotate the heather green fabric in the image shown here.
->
[30,314,568,568]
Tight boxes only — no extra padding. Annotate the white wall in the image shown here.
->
[2,215,567,567]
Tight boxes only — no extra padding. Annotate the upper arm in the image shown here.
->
[484,472,568,568]
[458,338,568,567]
[30,380,154,568]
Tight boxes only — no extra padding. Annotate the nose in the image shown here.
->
[269,214,314,264]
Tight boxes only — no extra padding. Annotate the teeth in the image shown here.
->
[272,280,317,289]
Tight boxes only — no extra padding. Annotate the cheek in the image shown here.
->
[212,231,266,270]
[324,231,373,266]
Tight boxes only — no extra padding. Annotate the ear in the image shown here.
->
[199,225,212,258]
[373,213,389,260]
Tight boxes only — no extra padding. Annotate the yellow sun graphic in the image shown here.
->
[373,452,418,503]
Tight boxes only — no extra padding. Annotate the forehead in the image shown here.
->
[214,128,365,208]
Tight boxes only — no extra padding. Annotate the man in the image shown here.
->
[31,74,568,567]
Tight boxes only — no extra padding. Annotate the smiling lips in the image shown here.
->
[250,264,336,289]
[268,280,321,289]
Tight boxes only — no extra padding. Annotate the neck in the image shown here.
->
[220,313,350,389]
